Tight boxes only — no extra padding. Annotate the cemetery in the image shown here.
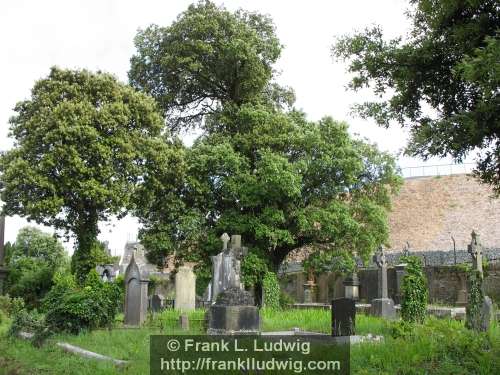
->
[0,0,499,374]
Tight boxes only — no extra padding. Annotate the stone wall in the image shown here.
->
[388,174,500,252]
[280,262,500,305]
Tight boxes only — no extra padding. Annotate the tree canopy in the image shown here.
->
[135,104,402,272]
[332,0,500,193]
[6,227,68,309]
[0,67,167,281]
[129,0,290,132]
[129,1,402,278]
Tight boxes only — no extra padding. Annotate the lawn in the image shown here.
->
[1,309,499,374]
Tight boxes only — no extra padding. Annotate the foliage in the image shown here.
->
[465,269,485,331]
[401,255,428,323]
[131,2,401,273]
[262,272,280,309]
[5,227,69,309]
[279,291,295,309]
[332,0,500,193]
[43,270,121,334]
[241,251,269,288]
[303,249,356,276]
[0,67,167,282]
[129,0,286,132]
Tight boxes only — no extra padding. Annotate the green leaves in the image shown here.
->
[129,0,283,131]
[333,0,500,193]
[0,67,168,281]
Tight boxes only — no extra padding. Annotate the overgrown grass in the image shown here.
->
[1,309,499,374]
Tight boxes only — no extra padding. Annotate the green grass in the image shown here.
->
[1,309,499,374]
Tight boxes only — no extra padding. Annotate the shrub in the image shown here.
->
[241,252,269,288]
[401,255,428,323]
[43,270,121,334]
[262,272,280,310]
[279,291,295,309]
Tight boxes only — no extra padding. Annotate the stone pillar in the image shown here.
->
[303,281,316,303]
[370,246,396,319]
[175,264,196,311]
[343,272,360,301]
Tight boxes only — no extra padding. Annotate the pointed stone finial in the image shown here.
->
[220,233,230,250]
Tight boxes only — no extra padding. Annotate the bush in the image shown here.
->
[401,255,428,323]
[279,291,295,309]
[262,272,280,310]
[43,270,121,334]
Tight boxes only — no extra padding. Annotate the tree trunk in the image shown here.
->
[71,212,99,283]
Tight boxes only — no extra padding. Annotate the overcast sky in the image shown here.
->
[0,0,468,256]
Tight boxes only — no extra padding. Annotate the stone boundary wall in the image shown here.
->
[279,259,500,305]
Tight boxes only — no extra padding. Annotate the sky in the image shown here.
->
[0,0,471,256]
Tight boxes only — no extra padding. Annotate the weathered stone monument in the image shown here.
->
[466,231,494,331]
[332,297,356,336]
[0,216,9,295]
[303,269,317,303]
[343,272,360,301]
[210,233,246,302]
[370,246,396,319]
[175,264,196,311]
[207,234,259,335]
[124,252,149,326]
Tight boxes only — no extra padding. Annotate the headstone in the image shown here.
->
[207,234,259,335]
[371,246,396,319]
[466,231,494,331]
[175,264,196,311]
[179,313,189,330]
[332,298,356,336]
[0,216,9,295]
[467,231,483,276]
[124,253,149,326]
[210,233,247,303]
[151,294,164,312]
[343,272,360,301]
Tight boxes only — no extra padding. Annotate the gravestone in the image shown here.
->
[151,294,164,312]
[370,246,396,319]
[331,297,356,336]
[124,253,149,326]
[207,234,259,335]
[210,233,247,303]
[466,231,494,331]
[0,216,9,295]
[175,264,196,311]
[179,313,189,330]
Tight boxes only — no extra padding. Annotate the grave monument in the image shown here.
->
[207,234,259,334]
[370,246,396,319]
[124,252,149,326]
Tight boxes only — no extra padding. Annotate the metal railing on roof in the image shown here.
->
[400,163,475,179]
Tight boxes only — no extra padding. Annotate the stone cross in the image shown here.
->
[468,231,483,276]
[220,233,230,251]
[373,245,388,299]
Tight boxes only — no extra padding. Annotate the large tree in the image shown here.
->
[332,0,499,192]
[129,0,290,132]
[0,67,168,281]
[135,104,402,272]
[130,1,401,282]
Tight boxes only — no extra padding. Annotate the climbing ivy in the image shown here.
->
[401,256,428,323]
[262,272,280,310]
[465,269,484,331]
